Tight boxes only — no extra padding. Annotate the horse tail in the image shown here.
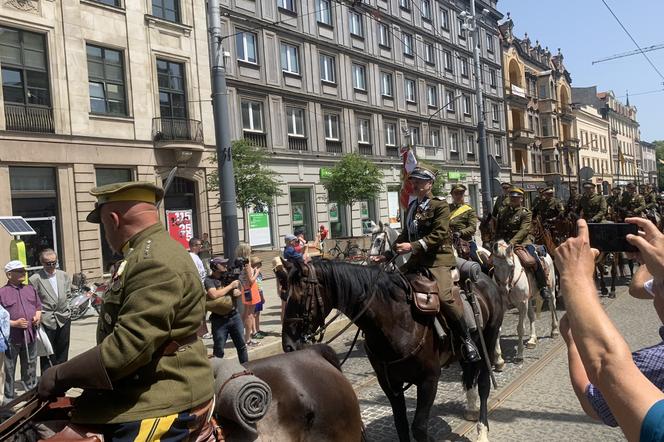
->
[311,343,343,372]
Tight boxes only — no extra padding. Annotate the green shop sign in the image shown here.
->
[249,212,269,229]
[447,172,467,180]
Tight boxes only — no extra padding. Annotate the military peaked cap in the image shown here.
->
[86,181,164,223]
[450,183,467,192]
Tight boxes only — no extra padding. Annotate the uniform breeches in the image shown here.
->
[429,266,464,321]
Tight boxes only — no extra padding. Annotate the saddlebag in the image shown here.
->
[405,272,440,316]
[513,246,537,271]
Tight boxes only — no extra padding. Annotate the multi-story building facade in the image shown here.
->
[0,1,221,277]
[499,16,578,204]
[640,140,658,187]
[573,87,640,188]
[222,0,509,240]
[572,104,612,194]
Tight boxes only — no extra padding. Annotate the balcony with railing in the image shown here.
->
[358,143,373,155]
[152,117,204,146]
[288,136,308,151]
[325,139,342,153]
[505,83,528,108]
[244,131,268,148]
[4,104,54,133]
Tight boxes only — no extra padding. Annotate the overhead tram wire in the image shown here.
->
[600,0,664,84]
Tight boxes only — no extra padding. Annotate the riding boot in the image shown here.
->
[450,317,481,363]
[534,266,551,300]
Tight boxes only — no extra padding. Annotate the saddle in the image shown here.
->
[513,245,550,280]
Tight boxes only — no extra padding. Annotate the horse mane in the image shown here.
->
[312,260,408,313]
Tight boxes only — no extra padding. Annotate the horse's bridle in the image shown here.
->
[283,263,328,344]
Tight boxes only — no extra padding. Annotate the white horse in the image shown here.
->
[491,240,558,361]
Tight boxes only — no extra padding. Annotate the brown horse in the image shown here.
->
[282,260,504,442]
[1,345,364,442]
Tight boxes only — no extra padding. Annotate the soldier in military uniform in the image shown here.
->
[38,182,214,439]
[491,182,512,218]
[532,187,564,225]
[375,166,480,362]
[495,187,552,300]
[565,185,582,218]
[578,181,607,223]
[617,182,646,220]
[449,184,486,269]
[606,186,622,220]
[644,184,658,211]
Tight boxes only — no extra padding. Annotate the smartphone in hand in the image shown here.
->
[587,223,638,253]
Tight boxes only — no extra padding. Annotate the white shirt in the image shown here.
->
[189,252,207,282]
[47,272,59,297]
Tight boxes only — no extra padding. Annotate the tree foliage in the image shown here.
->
[208,139,284,208]
[322,153,383,205]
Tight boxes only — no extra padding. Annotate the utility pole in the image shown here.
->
[463,0,492,216]
[208,0,240,259]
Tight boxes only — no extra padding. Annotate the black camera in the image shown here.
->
[234,257,249,268]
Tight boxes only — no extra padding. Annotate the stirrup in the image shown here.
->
[462,339,481,363]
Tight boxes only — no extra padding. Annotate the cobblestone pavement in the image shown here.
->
[326,289,622,441]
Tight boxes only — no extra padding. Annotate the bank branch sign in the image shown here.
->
[249,211,271,246]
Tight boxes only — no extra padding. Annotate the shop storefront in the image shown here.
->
[290,187,314,240]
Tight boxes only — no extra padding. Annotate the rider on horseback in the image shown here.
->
[565,185,582,218]
[578,181,607,223]
[491,182,512,218]
[606,186,622,220]
[617,182,646,220]
[532,186,564,228]
[375,166,481,363]
[495,187,552,301]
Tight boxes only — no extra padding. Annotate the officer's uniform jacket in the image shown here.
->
[618,192,646,217]
[606,194,622,219]
[565,194,581,215]
[645,191,658,210]
[449,202,478,241]
[73,223,214,424]
[532,198,564,222]
[392,196,456,268]
[578,193,607,222]
[491,194,510,218]
[495,205,533,246]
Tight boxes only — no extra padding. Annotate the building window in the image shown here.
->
[286,106,306,137]
[398,0,410,11]
[449,132,458,152]
[318,0,332,25]
[446,90,455,112]
[157,59,186,119]
[466,133,475,154]
[352,63,366,91]
[235,31,257,64]
[0,27,51,107]
[280,43,300,74]
[420,0,431,21]
[486,33,494,53]
[378,23,391,48]
[460,57,469,78]
[426,84,437,107]
[489,68,497,88]
[380,71,393,97]
[349,11,363,37]
[320,53,336,83]
[409,125,420,144]
[278,0,296,13]
[97,168,132,271]
[440,8,449,30]
[443,50,453,72]
[324,113,339,140]
[86,45,126,116]
[93,0,121,6]
[462,94,471,116]
[385,122,397,146]
[152,0,180,22]
[358,118,371,144]
[458,18,466,39]
[424,42,435,65]
[494,138,502,157]
[405,78,416,103]
[241,100,263,132]
[403,32,414,57]
[430,128,440,146]
[491,103,499,124]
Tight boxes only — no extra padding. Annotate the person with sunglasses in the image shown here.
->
[0,260,42,404]
[29,248,72,372]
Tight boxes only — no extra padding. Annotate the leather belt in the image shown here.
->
[162,333,199,356]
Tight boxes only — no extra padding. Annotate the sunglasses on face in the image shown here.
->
[10,269,26,274]
[42,261,57,266]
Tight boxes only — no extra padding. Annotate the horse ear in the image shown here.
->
[506,244,513,256]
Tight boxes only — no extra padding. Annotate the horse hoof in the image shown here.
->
[464,409,479,422]
[494,362,505,372]
[514,355,523,363]
[551,330,560,338]
[526,342,537,349]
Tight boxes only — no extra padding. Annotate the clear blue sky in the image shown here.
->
[499,0,664,142]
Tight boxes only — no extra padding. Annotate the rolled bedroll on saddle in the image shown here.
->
[211,358,272,435]
[456,257,481,283]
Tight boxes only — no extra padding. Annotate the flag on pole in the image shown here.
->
[399,146,417,208]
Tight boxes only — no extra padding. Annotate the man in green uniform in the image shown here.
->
[606,186,622,220]
[578,180,607,223]
[532,187,564,225]
[565,185,581,218]
[38,182,214,439]
[449,183,478,242]
[644,184,658,211]
[376,166,480,362]
[617,182,646,220]
[495,187,551,300]
[491,182,512,218]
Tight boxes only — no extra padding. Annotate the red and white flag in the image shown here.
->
[399,146,418,208]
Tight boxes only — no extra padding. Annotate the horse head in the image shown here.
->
[282,260,328,353]
[490,240,515,291]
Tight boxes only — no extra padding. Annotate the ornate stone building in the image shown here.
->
[572,104,612,193]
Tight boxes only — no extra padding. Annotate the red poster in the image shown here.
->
[166,210,193,249]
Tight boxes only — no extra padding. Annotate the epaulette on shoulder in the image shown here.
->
[142,239,154,259]
[433,196,446,201]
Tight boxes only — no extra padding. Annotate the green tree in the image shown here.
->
[208,139,284,243]
[322,153,383,233]
[655,140,664,191]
